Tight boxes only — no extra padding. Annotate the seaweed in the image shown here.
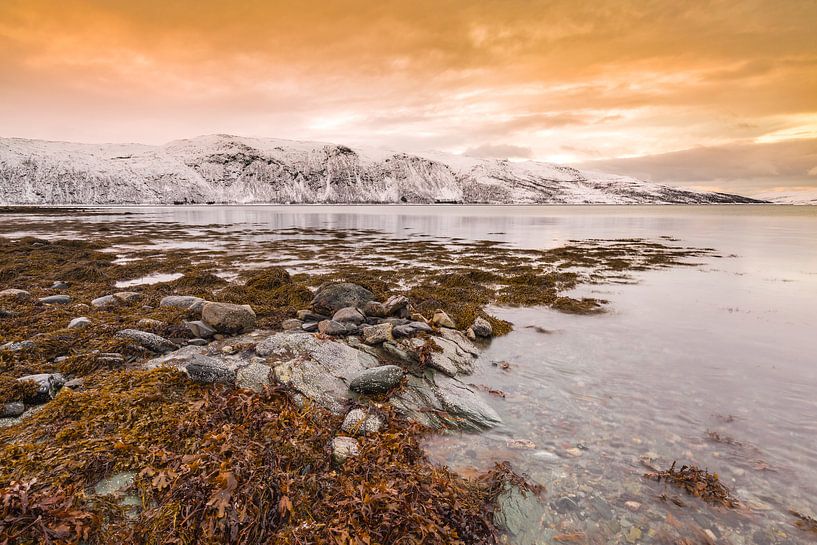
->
[645,462,740,508]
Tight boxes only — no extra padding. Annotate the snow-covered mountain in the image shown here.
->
[0,135,764,205]
[753,189,817,205]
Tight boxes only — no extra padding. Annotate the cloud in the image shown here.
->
[463,144,533,159]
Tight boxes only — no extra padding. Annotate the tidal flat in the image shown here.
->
[0,205,815,544]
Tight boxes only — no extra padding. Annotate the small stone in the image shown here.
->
[318,320,355,336]
[465,327,476,340]
[2,340,34,352]
[361,323,393,345]
[703,529,717,542]
[301,322,319,332]
[115,329,178,353]
[362,301,387,318]
[565,447,583,458]
[221,345,237,355]
[332,307,366,324]
[331,436,360,465]
[51,281,69,289]
[68,317,91,329]
[201,302,256,334]
[281,318,303,331]
[349,365,404,394]
[408,321,433,333]
[39,294,71,305]
[392,324,414,338]
[1,402,25,417]
[185,320,216,339]
[91,295,117,308]
[64,378,85,390]
[0,309,16,318]
[507,439,536,450]
[137,318,165,328]
[625,501,641,512]
[383,295,410,316]
[114,291,141,303]
[471,317,493,337]
[297,310,329,322]
[188,338,208,346]
[0,289,31,301]
[431,310,456,329]
[626,526,642,543]
[17,373,66,403]
[184,355,236,384]
[341,408,385,436]
[96,352,125,365]
[160,295,206,312]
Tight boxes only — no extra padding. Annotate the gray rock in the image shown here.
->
[392,325,415,338]
[0,309,15,318]
[256,332,380,414]
[281,318,303,331]
[318,319,356,336]
[311,283,374,316]
[383,295,410,316]
[51,281,69,289]
[159,295,206,312]
[331,436,360,465]
[137,318,165,329]
[201,302,256,334]
[235,361,272,392]
[401,329,478,377]
[361,323,393,345]
[384,317,411,326]
[431,310,456,328]
[349,365,404,394]
[39,294,71,305]
[332,307,366,324]
[68,317,91,329]
[341,408,385,436]
[184,354,236,384]
[187,338,208,346]
[1,402,25,417]
[91,295,117,308]
[114,291,141,303]
[471,317,493,337]
[362,301,387,318]
[64,378,85,390]
[296,310,329,322]
[494,483,545,544]
[301,321,319,332]
[408,321,433,333]
[94,471,136,496]
[96,352,125,365]
[2,340,34,352]
[0,289,31,301]
[115,329,178,353]
[185,320,216,339]
[17,373,66,403]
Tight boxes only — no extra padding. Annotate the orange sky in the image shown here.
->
[1,0,816,195]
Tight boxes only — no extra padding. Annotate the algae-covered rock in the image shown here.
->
[349,365,404,394]
[311,283,374,316]
[201,302,256,334]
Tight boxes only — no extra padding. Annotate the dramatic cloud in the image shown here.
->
[0,0,816,193]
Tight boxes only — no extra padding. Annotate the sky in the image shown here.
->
[1,0,816,197]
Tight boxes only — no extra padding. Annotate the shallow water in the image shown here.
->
[3,204,816,543]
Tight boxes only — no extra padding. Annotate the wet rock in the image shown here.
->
[68,317,91,329]
[39,294,71,305]
[51,281,69,289]
[318,319,356,336]
[184,354,236,384]
[137,318,165,329]
[0,289,31,302]
[361,323,393,345]
[625,501,641,512]
[115,329,178,354]
[185,320,216,339]
[281,318,303,331]
[160,295,206,312]
[341,408,385,436]
[431,310,456,328]
[331,436,360,465]
[349,365,404,394]
[201,302,256,334]
[301,321,319,332]
[311,283,374,316]
[406,329,478,377]
[362,301,387,318]
[17,373,66,402]
[471,317,493,337]
[235,361,272,392]
[91,295,117,308]
[256,332,380,414]
[2,340,35,352]
[1,402,25,417]
[94,471,136,496]
[296,310,329,322]
[494,483,545,544]
[332,307,366,324]
[383,295,410,316]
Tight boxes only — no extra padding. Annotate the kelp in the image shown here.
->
[645,462,740,508]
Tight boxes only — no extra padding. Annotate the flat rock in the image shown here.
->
[301,321,319,332]
[202,302,256,334]
[494,483,545,544]
[115,329,178,353]
[235,361,272,392]
[332,307,367,324]
[39,294,71,305]
[311,283,374,316]
[331,436,360,465]
[2,340,35,352]
[160,295,206,312]
[0,289,31,301]
[361,323,393,345]
[383,295,410,316]
[349,365,404,395]
[17,373,66,403]
[68,317,91,329]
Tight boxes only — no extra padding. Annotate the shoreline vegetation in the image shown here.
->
[0,211,727,544]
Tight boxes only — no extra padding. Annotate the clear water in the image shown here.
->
[4,205,816,543]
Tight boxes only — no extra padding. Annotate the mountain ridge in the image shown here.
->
[0,134,766,205]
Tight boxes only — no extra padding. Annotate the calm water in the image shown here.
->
[4,205,817,544]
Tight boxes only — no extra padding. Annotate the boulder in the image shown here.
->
[431,310,456,329]
[332,307,366,324]
[185,320,216,339]
[281,318,303,331]
[17,373,66,403]
[0,289,31,302]
[115,329,178,354]
[341,408,385,436]
[318,320,356,336]
[184,355,236,384]
[39,295,71,305]
[361,323,393,345]
[160,295,206,312]
[362,301,387,318]
[311,283,374,316]
[331,436,360,465]
[68,317,91,329]
[471,317,493,337]
[349,365,404,395]
[1,402,25,417]
[201,302,256,334]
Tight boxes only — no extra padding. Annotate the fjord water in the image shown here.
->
[8,205,817,542]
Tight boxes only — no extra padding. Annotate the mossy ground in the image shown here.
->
[0,212,714,543]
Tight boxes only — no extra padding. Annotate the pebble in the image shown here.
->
[137,318,165,328]
[431,310,456,328]
[51,281,69,289]
[361,323,393,345]
[331,436,360,465]
[92,295,117,308]
[281,318,303,331]
[565,447,583,458]
[68,317,91,329]
[318,319,356,336]
[624,501,641,512]
[1,402,25,418]
[301,322,319,332]
[2,340,35,352]
[341,408,385,436]
[188,338,208,346]
[115,329,178,354]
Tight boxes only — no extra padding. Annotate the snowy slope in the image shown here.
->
[753,189,817,205]
[0,135,764,205]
